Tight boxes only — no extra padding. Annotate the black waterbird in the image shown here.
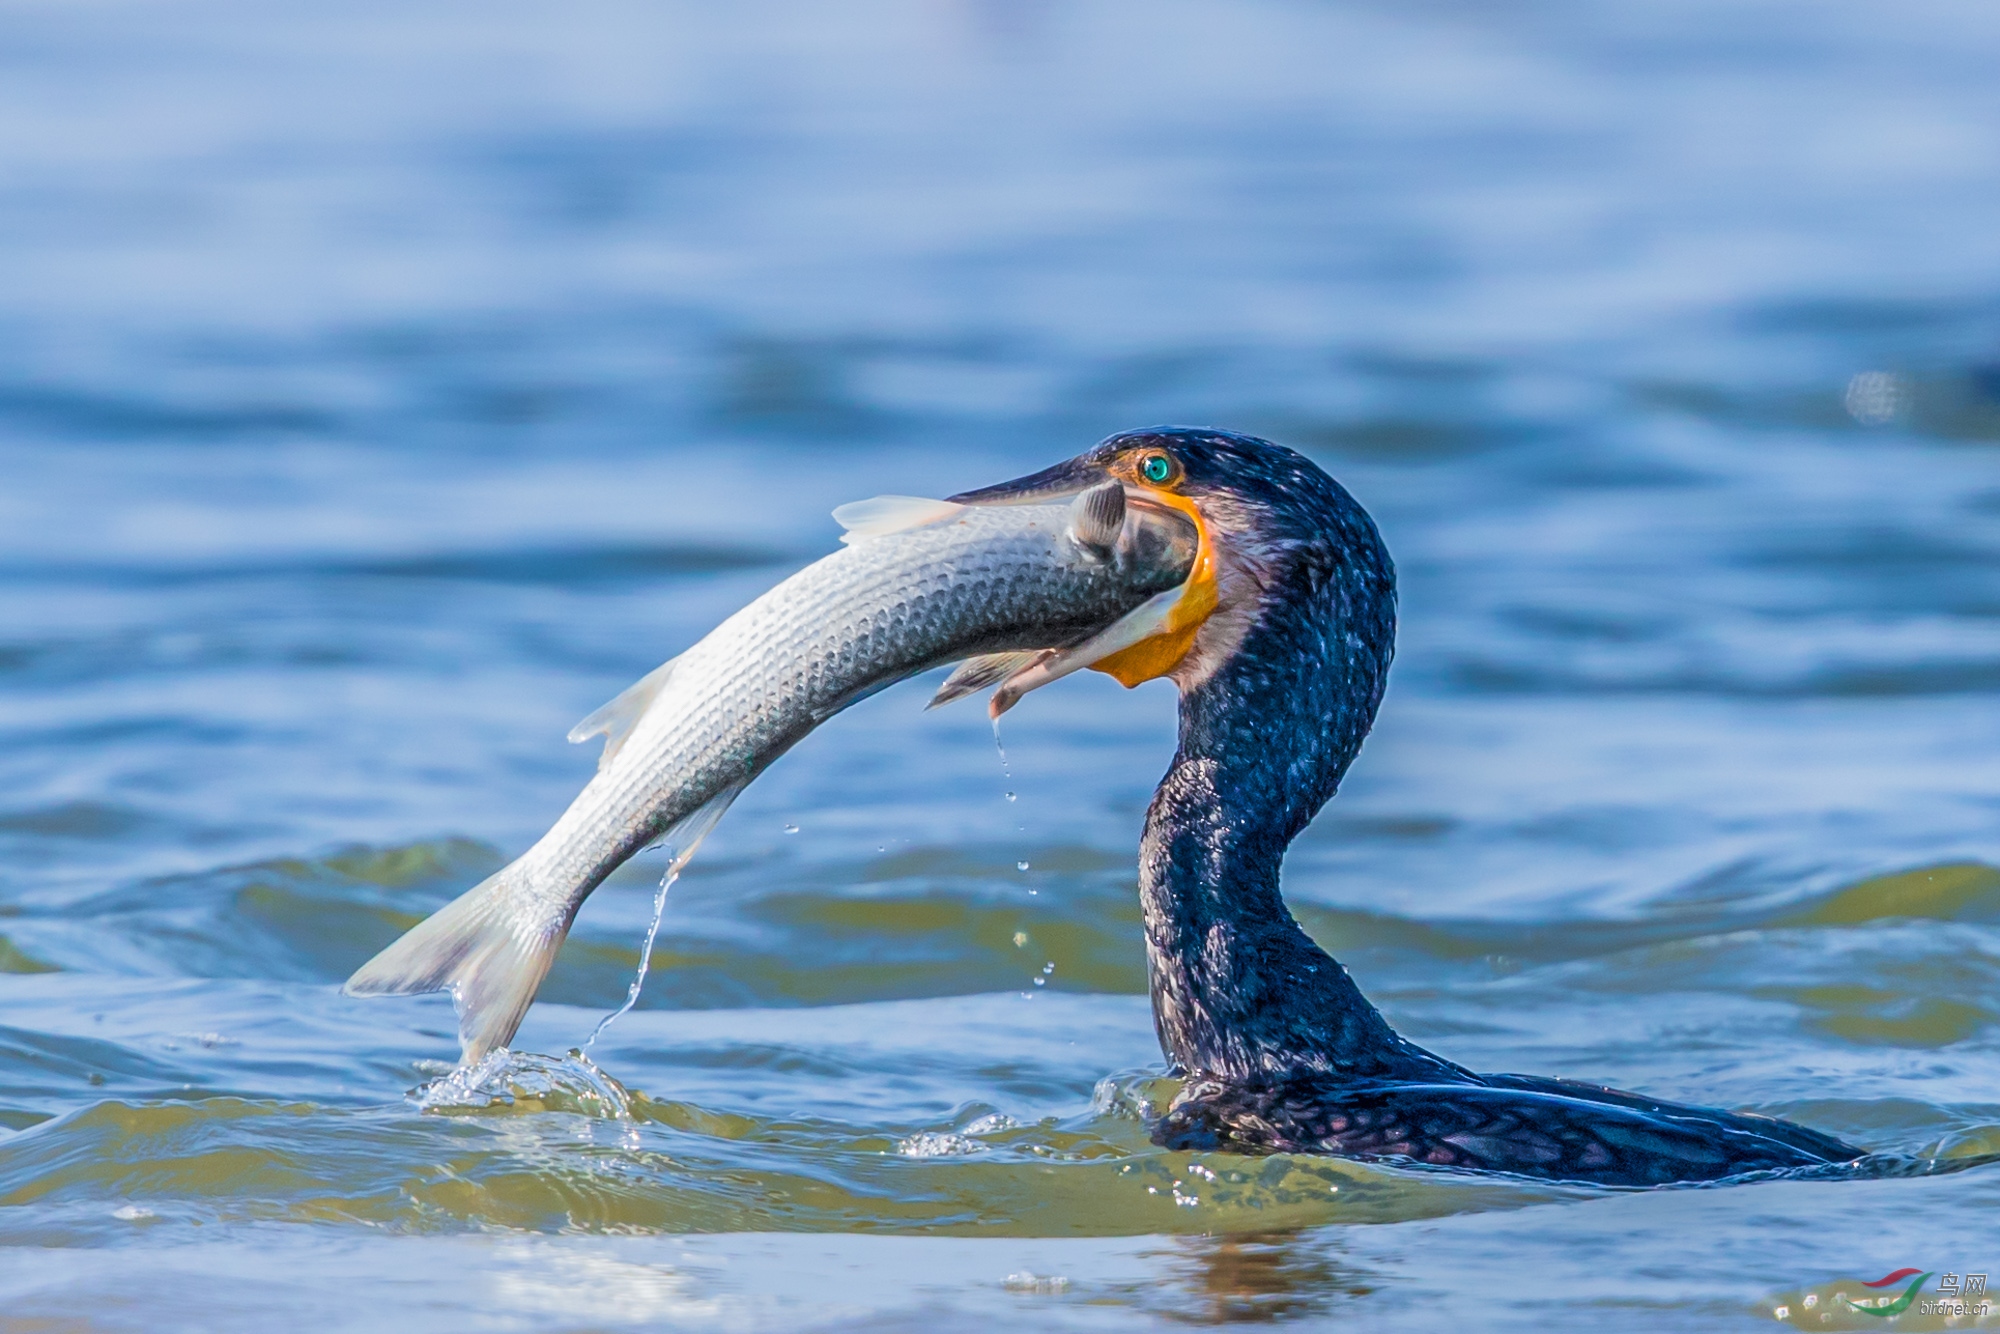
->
[954,428,1862,1187]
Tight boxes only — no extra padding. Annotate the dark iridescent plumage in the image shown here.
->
[964,428,1863,1187]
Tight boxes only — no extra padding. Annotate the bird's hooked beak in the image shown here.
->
[944,452,1224,704]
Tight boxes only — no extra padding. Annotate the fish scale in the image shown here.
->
[346,492,1197,1063]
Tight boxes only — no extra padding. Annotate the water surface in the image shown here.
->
[3,0,2000,1328]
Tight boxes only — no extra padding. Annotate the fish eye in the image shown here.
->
[1139,452,1175,485]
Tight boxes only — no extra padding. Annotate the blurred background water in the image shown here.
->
[3,0,2000,1328]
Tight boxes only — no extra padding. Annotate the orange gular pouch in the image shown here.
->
[926,485,1222,718]
[1091,491,1219,687]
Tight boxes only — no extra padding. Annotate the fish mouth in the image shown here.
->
[947,455,1223,693]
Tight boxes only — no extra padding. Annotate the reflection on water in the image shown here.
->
[2,0,2000,1328]
[1155,1232,1378,1325]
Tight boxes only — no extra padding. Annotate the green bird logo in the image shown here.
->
[1838,1269,1932,1318]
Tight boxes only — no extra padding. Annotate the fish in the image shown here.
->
[343,479,1199,1062]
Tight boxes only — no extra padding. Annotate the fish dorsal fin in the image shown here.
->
[926,651,1044,710]
[1066,480,1126,554]
[567,656,679,771]
[832,495,965,544]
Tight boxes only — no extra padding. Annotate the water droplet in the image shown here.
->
[1032,976,1046,987]
[1017,860,1030,872]
[1845,369,1907,425]
[1012,931,1029,947]
[783,823,799,834]
[1042,961,1055,974]
[1004,791,1016,803]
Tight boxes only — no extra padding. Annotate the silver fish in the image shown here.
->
[344,481,1198,1062]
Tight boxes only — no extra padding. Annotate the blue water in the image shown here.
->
[3,1,2000,1328]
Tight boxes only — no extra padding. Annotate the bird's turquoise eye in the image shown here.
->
[1141,453,1173,484]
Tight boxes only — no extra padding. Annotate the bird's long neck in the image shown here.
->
[1138,541,1465,1087]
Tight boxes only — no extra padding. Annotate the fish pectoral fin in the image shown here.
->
[1065,479,1126,555]
[568,656,679,771]
[650,778,746,868]
[927,651,1046,710]
[831,495,965,544]
[988,585,1186,718]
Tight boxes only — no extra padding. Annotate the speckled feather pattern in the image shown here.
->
[1153,1075,1858,1185]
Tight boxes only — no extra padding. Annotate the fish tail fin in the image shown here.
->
[343,857,566,1066]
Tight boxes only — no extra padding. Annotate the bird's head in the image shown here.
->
[950,427,1394,700]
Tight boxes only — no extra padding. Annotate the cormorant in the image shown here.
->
[951,427,1861,1187]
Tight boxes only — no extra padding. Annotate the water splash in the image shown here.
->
[895,1112,1018,1158]
[414,1047,634,1119]
[584,863,678,1052]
